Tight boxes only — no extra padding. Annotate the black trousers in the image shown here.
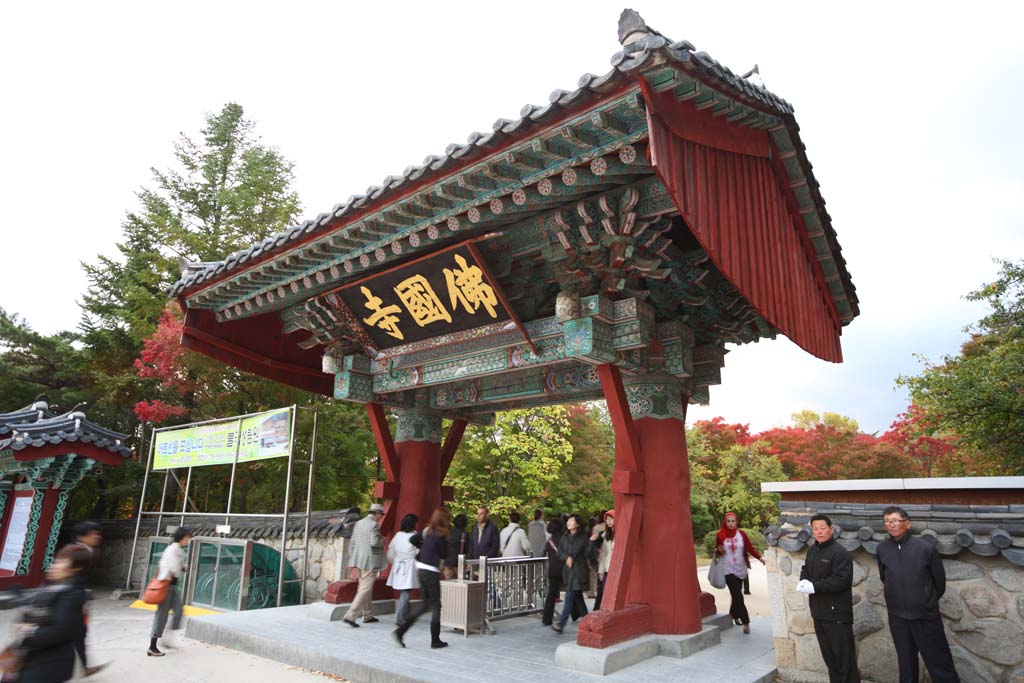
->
[542,576,583,625]
[888,615,960,683]
[814,619,861,683]
[594,574,606,610]
[397,570,443,644]
[725,573,749,625]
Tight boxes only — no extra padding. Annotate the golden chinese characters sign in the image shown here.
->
[330,244,512,350]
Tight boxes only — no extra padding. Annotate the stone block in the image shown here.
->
[555,636,659,676]
[555,626,720,676]
[864,576,886,606]
[793,634,828,674]
[306,601,349,621]
[944,559,984,581]
[950,618,1024,666]
[768,569,788,638]
[950,646,996,683]
[940,585,964,621]
[788,611,815,636]
[1018,596,1024,621]
[857,630,899,683]
[961,585,1006,618]
[852,601,883,640]
[780,555,793,576]
[852,560,866,586]
[1010,665,1024,683]
[775,637,797,668]
[990,567,1024,592]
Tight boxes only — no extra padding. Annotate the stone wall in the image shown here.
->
[766,498,1024,683]
[94,511,357,603]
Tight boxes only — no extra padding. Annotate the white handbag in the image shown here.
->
[707,557,727,589]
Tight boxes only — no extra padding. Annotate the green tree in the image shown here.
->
[68,103,306,520]
[545,404,614,515]
[446,406,573,518]
[898,259,1024,473]
[704,442,785,531]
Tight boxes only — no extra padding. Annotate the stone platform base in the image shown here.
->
[555,612,736,676]
[306,598,396,621]
[186,604,777,683]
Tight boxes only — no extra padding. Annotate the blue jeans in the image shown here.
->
[557,589,588,628]
[395,589,412,627]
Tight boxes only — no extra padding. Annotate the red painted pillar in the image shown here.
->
[579,371,704,647]
[392,411,443,529]
[625,383,703,635]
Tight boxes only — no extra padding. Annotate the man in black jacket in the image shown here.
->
[797,513,861,683]
[877,506,960,683]
[466,506,500,559]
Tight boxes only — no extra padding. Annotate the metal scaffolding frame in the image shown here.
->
[125,405,318,607]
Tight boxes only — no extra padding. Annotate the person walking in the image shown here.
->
[499,511,532,557]
[71,520,109,676]
[466,506,499,559]
[714,512,764,634]
[527,509,547,558]
[386,513,420,629]
[541,518,566,625]
[148,527,191,657]
[343,503,387,628]
[16,545,92,683]
[590,510,615,610]
[444,513,467,580]
[877,506,960,683]
[552,514,589,633]
[796,514,861,683]
[393,508,450,649]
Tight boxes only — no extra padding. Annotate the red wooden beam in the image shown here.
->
[439,417,468,481]
[365,403,400,482]
[596,363,644,611]
[596,365,640,472]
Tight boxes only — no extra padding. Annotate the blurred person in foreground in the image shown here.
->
[14,545,91,682]
[71,521,109,676]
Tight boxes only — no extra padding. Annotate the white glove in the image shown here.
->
[795,579,815,594]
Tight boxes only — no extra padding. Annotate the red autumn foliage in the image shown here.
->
[882,404,960,477]
[692,417,752,452]
[133,399,187,424]
[134,307,192,394]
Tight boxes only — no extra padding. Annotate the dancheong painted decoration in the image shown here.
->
[169,10,858,647]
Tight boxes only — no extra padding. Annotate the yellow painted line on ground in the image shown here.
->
[129,599,220,617]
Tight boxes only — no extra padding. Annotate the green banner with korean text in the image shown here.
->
[153,408,292,470]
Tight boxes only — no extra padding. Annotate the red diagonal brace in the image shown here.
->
[596,364,644,611]
[439,417,468,480]
[366,403,400,481]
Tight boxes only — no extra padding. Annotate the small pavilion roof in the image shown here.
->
[0,397,132,460]
[169,10,855,326]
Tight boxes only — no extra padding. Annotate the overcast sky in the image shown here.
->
[2,2,1021,434]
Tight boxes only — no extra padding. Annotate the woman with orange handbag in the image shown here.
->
[148,527,191,657]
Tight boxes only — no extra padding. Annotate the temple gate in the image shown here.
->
[0,397,133,589]
[169,10,858,647]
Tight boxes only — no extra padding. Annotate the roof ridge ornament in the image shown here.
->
[618,8,659,47]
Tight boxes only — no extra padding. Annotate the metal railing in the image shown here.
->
[461,556,547,622]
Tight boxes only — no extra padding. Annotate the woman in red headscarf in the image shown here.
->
[714,512,764,634]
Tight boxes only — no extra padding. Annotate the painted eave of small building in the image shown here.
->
[761,477,1024,493]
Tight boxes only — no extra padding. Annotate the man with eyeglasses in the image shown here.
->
[876,506,960,683]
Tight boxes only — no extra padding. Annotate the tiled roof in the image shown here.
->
[0,397,132,460]
[98,509,362,540]
[168,11,808,301]
[768,500,1024,567]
